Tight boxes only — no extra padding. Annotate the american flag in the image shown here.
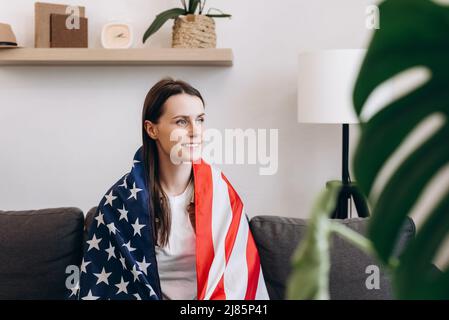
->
[71,147,269,300]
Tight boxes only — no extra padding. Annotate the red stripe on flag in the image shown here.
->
[193,160,215,300]
[245,232,261,300]
[208,173,244,300]
[210,274,226,299]
[222,173,244,264]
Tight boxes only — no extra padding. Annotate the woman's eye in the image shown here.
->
[197,118,205,123]
[176,119,188,126]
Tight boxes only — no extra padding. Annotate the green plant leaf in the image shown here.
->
[206,7,231,18]
[188,0,200,14]
[393,190,449,299]
[353,0,449,298]
[286,182,372,299]
[180,0,187,11]
[286,182,339,300]
[349,184,370,218]
[205,14,232,18]
[329,221,375,256]
[142,8,186,43]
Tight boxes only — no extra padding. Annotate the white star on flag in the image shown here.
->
[105,243,116,261]
[86,234,102,251]
[93,267,112,285]
[131,218,145,236]
[127,182,142,200]
[117,205,129,222]
[122,240,136,252]
[94,211,105,227]
[80,258,91,273]
[146,284,157,297]
[133,293,142,300]
[106,222,119,235]
[115,277,129,295]
[136,257,151,275]
[69,282,79,298]
[119,253,127,269]
[104,190,117,207]
[82,289,100,300]
[118,175,128,189]
[131,264,142,282]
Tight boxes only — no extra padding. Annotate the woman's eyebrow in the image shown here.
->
[172,113,205,119]
[172,115,188,120]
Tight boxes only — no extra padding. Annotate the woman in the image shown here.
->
[76,78,269,300]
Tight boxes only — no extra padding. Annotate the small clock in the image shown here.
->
[101,22,134,49]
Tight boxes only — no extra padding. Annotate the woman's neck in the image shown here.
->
[157,152,192,197]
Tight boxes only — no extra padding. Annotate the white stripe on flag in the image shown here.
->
[204,167,233,299]
[224,207,249,299]
[255,264,270,299]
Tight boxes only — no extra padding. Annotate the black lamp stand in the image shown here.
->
[330,124,370,219]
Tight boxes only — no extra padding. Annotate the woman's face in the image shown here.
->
[145,93,205,164]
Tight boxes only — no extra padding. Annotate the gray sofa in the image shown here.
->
[0,207,415,300]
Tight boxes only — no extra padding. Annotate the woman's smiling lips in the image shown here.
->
[181,142,201,148]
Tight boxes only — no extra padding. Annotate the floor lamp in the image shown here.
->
[297,49,370,219]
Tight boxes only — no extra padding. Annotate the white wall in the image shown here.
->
[0,0,376,217]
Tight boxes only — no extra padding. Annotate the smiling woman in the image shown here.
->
[142,78,206,249]
[75,78,270,300]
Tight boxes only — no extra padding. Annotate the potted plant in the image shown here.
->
[142,0,231,48]
[287,0,449,300]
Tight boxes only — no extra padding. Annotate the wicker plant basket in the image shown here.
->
[172,14,216,48]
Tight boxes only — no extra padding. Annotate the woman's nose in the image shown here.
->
[189,121,201,137]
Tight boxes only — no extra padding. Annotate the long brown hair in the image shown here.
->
[142,77,204,247]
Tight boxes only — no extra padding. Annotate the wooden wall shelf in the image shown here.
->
[0,48,233,66]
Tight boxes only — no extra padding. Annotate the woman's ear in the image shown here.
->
[144,120,158,140]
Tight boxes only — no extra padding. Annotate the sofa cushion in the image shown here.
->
[249,215,415,300]
[0,207,84,299]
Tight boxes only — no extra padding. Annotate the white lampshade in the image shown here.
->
[297,49,366,124]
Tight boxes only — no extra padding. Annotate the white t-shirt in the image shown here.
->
[155,180,197,300]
